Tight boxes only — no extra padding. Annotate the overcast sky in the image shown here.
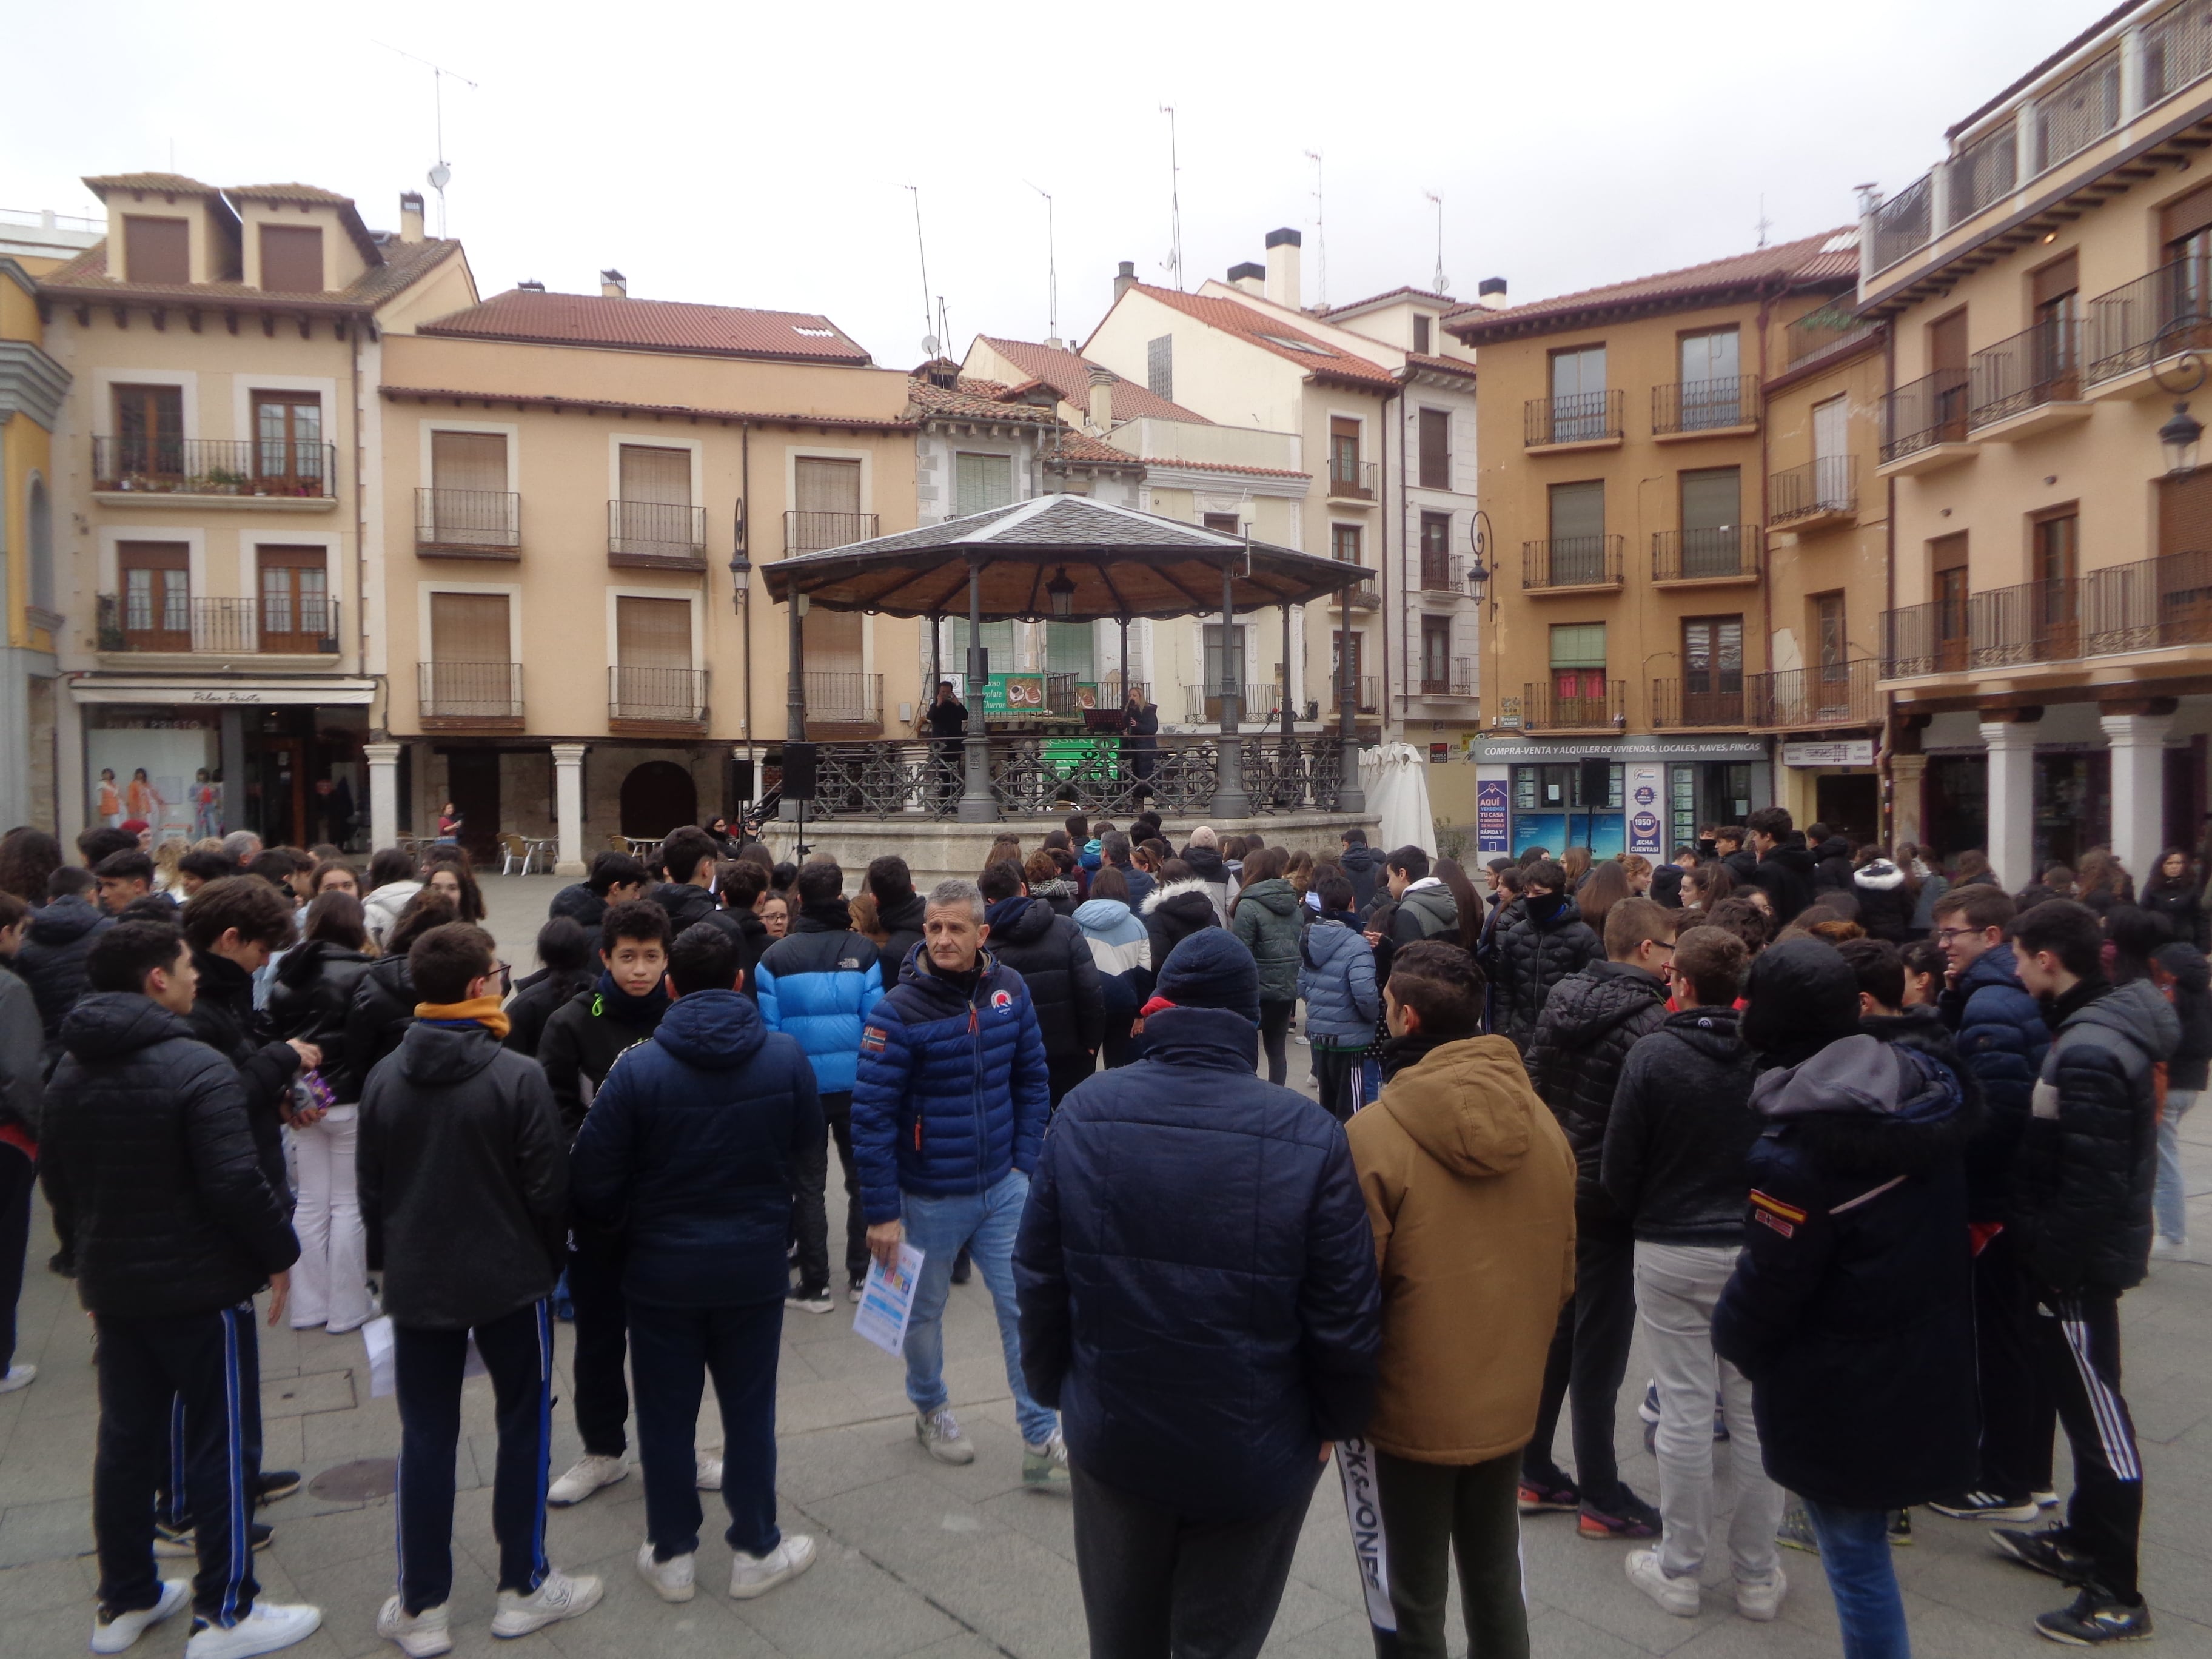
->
[5,0,2103,364]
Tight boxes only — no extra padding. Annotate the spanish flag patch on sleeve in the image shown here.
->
[1750,1190,1806,1238]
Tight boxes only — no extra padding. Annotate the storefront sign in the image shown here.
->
[1782,739,1874,768]
[70,677,375,707]
[1476,779,1509,853]
[1625,763,1664,857]
[982,674,1046,714]
[1473,736,1769,762]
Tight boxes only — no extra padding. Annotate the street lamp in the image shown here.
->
[1046,566,1077,620]
[2162,401,2204,478]
[727,551,751,611]
[1467,508,1493,602]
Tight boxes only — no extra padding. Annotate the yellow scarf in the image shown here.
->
[414,994,511,1041]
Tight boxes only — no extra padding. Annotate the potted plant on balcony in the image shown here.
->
[204,466,246,495]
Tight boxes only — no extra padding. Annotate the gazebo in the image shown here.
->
[759,495,1369,824]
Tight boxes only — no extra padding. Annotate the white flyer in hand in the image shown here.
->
[853,1244,925,1356]
[362,1315,396,1398]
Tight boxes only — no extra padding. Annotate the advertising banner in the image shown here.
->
[1476,779,1510,853]
[1626,763,1665,859]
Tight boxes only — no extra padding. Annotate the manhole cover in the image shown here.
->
[309,1458,397,1501]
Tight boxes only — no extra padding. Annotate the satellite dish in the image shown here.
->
[921,333,940,357]
[427,162,451,192]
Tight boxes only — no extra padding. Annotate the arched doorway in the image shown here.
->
[620,760,696,839]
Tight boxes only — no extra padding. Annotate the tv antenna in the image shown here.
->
[1756,194,1772,249]
[375,41,477,237]
[1305,150,1327,307]
[1160,104,1184,289]
[1025,181,1059,346]
[904,185,939,357]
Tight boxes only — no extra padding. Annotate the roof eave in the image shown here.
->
[411,327,873,368]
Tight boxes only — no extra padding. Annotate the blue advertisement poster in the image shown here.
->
[1476,780,1510,853]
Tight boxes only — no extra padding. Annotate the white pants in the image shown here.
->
[290,1108,371,1332]
[1633,1241,1785,1583]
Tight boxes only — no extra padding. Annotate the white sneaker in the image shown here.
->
[915,1407,974,1465]
[1735,1566,1787,1621]
[1022,1429,1071,1488]
[2152,1235,2187,1259]
[547,1453,626,1506]
[729,1534,816,1600]
[489,1568,602,1638]
[695,1453,723,1491]
[1625,1549,1700,1617]
[374,1596,452,1657]
[183,1601,323,1659]
[92,1580,189,1654]
[785,1287,834,1315]
[635,1541,696,1603]
[0,1362,35,1393]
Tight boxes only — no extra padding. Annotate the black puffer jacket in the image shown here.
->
[1748,841,1818,924]
[875,890,927,984]
[547,882,606,929]
[538,981,666,1141]
[2153,942,2212,1091]
[1851,860,1914,943]
[1721,846,1760,883]
[1483,895,1603,1050]
[186,949,300,1202]
[346,953,421,1098]
[697,904,770,999]
[1522,960,1668,1218]
[2141,878,2207,950]
[2013,977,2177,1292]
[40,993,298,1320]
[18,894,113,1062]
[1340,844,1382,913]
[1141,878,1222,974]
[1811,836,1854,892]
[1601,1006,1760,1244]
[265,940,375,1097]
[986,897,1105,1061]
[649,880,720,934]
[503,965,594,1060]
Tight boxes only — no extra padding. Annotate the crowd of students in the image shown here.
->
[0,798,2199,1658]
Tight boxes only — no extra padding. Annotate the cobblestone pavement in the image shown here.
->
[2,874,2207,1656]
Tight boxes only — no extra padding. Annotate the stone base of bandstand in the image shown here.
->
[752,809,1381,892]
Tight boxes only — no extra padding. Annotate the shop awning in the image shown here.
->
[70,675,377,706]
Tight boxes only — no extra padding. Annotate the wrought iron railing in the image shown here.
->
[1881,367,1971,463]
[1651,677,1746,729]
[1419,553,1466,592]
[98,594,274,654]
[1786,298,1880,368]
[2082,549,2212,653]
[1652,375,1758,435]
[1968,578,2084,667]
[93,436,336,497]
[1522,536,1623,589]
[1417,658,1476,699]
[1969,318,2080,427]
[2147,0,2212,103]
[1327,460,1378,500]
[608,500,706,561]
[1521,680,1623,731]
[1946,116,2018,227]
[1098,674,1151,708]
[418,661,524,720]
[1181,684,1289,725]
[1770,456,1858,524]
[417,488,520,552]
[2036,49,2122,172]
[1748,659,1878,729]
[803,671,882,725]
[609,665,708,724]
[1332,675,1381,715]
[1882,599,1974,677]
[783,511,877,555]
[1525,389,1625,446]
[1871,173,1932,273]
[2084,260,2212,384]
[1887,555,2212,674]
[1652,525,1760,582]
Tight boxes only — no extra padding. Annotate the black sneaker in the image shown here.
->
[2034,1589,2153,1645]
[254,1469,301,1506]
[1931,1489,2040,1522]
[1578,1489,1660,1539]
[1994,1525,2099,1584]
[846,1276,866,1304]
[152,1520,274,1558]
[1517,1472,1579,1514]
[1888,1509,1913,1546]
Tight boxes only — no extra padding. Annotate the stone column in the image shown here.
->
[365,742,401,853]
[1979,717,2039,894]
[2101,706,2176,890]
[1888,752,1928,852]
[552,743,588,876]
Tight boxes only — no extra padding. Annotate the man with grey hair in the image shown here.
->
[221,830,263,868]
[851,878,1062,1481]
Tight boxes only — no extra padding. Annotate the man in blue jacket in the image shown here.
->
[571,922,823,1607]
[1931,882,2057,1524]
[1015,927,1380,1658]
[851,877,1058,1480]
[754,860,882,1312]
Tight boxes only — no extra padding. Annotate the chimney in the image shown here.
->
[1086,365,1116,435]
[518,279,545,292]
[600,268,627,298]
[1227,260,1265,297]
[1113,260,1137,301]
[1477,276,1509,312]
[1264,228,1302,310]
[398,192,424,244]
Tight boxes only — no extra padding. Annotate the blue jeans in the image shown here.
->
[2156,1088,2196,1243]
[1803,1500,1909,1659]
[901,1171,1057,1446]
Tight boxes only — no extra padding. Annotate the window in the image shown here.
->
[1203,623,1247,689]
[1928,310,1970,440]
[253,392,323,488]
[1418,407,1451,490]
[615,596,697,719]
[620,444,690,506]
[2033,508,2082,651]
[114,384,183,478]
[1147,335,1173,401]
[256,548,329,652]
[1045,622,1094,679]
[1412,314,1432,355]
[1332,629,1368,709]
[1678,327,1741,428]
[1421,616,1454,691]
[258,224,323,293]
[793,455,864,552]
[1419,511,1450,557]
[1812,394,1849,508]
[1547,480,1606,584]
[119,542,189,649]
[1549,622,1607,714]
[1932,532,1970,671]
[614,444,694,553]
[954,452,1013,515]
[426,592,514,716]
[1679,466,1744,576]
[1330,417,1365,493]
[1202,511,1243,535]
[1682,615,1744,719]
[1813,592,1848,680]
[122,216,188,284]
[1331,523,1364,566]
[432,429,506,493]
[1549,344,1606,441]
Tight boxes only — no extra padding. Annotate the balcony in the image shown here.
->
[609,665,708,730]
[608,500,708,571]
[1182,683,1290,725]
[92,437,337,509]
[1416,659,1476,700]
[1332,566,1381,609]
[1878,367,1974,475]
[1946,116,2019,229]
[784,511,878,556]
[1870,173,1932,276]
[1882,601,1971,678]
[1419,552,1468,594]
[1522,536,1624,594]
[1651,677,1746,730]
[1651,525,1761,586]
[2084,261,2212,395]
[2082,549,2212,653]
[1884,554,2212,680]
[803,670,883,732]
[1967,318,2090,440]
[1330,675,1382,717]
[417,488,520,558]
[418,661,524,728]
[1326,460,1378,504]
[1748,659,1879,729]
[1769,457,1858,528]
[1524,390,1625,451]
[1651,375,1760,439]
[97,594,340,659]
[1521,680,1623,732]
[1785,298,1882,372]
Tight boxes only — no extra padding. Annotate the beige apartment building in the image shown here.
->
[1862,0,2212,886]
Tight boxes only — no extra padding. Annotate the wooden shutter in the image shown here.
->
[802,608,863,674]
[429,592,510,661]
[2032,253,2080,308]
[794,456,861,514]
[258,224,324,293]
[431,431,507,493]
[1548,480,1604,540]
[2163,179,2212,247]
[122,216,189,284]
[618,444,690,506]
[616,596,692,669]
[954,453,1013,514]
[1929,310,1969,372]
[1418,408,1450,489]
[1680,467,1741,531]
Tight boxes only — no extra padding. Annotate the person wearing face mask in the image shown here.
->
[1480,858,1601,1051]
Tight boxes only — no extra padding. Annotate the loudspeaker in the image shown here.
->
[1579,756,1612,808]
[782,742,819,800]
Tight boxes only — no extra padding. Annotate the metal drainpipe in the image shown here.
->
[1883,318,1901,846]
[1757,279,1777,816]
[740,426,753,780]
[350,319,371,716]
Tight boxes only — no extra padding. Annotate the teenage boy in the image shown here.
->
[1741,808,1815,925]
[549,851,647,930]
[868,856,928,980]
[1346,941,1571,1655]
[571,922,822,1606]
[1601,925,1786,1621]
[707,860,771,993]
[44,922,318,1659]
[359,922,595,1655]
[1481,858,1601,1050]
[649,830,722,933]
[756,860,883,1310]
[1518,896,1674,1535]
[1991,901,2174,1645]
[95,849,163,914]
[179,878,312,1207]
[1384,846,1459,947]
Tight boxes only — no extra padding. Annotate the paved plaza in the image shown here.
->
[1,874,2209,1657]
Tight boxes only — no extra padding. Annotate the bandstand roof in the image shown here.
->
[760,495,1364,621]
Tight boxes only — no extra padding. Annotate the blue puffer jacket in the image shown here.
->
[850,945,1050,1223]
[1939,942,2049,1222]
[1299,915,1379,1045]
[755,915,885,1096]
[1014,1002,1380,1520]
[569,989,821,1308]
